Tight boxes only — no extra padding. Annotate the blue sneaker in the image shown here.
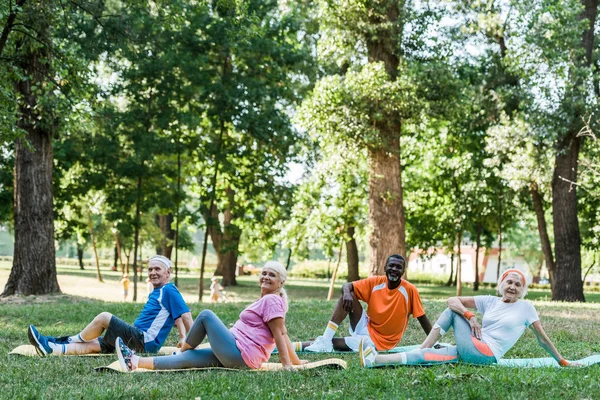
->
[28,325,53,356]
[116,337,135,371]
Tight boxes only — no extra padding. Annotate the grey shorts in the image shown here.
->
[98,315,145,354]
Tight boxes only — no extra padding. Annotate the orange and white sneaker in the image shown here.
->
[359,338,378,368]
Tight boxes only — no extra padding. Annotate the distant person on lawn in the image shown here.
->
[121,273,130,302]
[27,255,193,356]
[301,254,432,353]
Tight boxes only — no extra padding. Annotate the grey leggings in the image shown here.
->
[153,310,247,370]
[404,308,497,365]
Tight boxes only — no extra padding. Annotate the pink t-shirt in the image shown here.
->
[230,294,287,369]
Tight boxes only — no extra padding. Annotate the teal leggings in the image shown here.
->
[403,308,497,365]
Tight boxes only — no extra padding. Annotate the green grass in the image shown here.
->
[2,282,600,399]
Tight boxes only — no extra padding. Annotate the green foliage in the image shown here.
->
[297,62,418,149]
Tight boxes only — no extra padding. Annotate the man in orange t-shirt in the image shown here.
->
[303,254,432,352]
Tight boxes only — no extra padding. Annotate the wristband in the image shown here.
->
[558,359,569,367]
[463,311,475,320]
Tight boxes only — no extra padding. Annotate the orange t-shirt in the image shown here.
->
[353,276,425,350]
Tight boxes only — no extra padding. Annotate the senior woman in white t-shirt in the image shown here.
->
[360,269,575,367]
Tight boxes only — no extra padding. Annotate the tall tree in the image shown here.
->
[506,0,598,301]
[191,0,315,285]
[2,1,59,296]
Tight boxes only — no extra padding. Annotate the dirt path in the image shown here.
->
[0,265,201,303]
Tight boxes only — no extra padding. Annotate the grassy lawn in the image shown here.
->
[1,265,600,399]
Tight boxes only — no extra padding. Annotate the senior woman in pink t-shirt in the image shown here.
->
[115,261,306,371]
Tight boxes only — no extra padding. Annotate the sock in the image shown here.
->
[322,321,338,341]
[131,354,140,369]
[68,334,88,343]
[292,342,303,352]
[398,352,407,364]
[48,342,66,355]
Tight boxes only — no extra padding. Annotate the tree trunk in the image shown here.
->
[198,227,209,302]
[0,0,27,58]
[346,226,360,282]
[583,253,596,283]
[2,2,60,296]
[552,130,585,301]
[456,231,463,296]
[218,233,240,287]
[113,245,118,270]
[132,173,143,302]
[533,256,544,284]
[367,144,404,276]
[549,0,597,302]
[87,212,103,283]
[199,131,222,301]
[530,182,556,290]
[474,223,481,291]
[328,240,344,300]
[286,248,292,270]
[174,136,182,287]
[77,245,85,270]
[155,214,175,259]
[208,187,240,286]
[446,252,454,287]
[365,0,406,275]
[496,190,503,280]
[114,232,125,274]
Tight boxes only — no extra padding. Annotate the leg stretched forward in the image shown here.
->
[361,308,495,367]
[142,309,245,370]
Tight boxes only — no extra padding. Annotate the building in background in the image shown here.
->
[408,247,534,284]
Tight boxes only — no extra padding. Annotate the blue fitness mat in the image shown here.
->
[275,343,441,354]
[497,355,600,368]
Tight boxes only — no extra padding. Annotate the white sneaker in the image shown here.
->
[359,338,378,368]
[304,336,334,353]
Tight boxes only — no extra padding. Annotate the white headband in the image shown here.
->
[149,255,173,270]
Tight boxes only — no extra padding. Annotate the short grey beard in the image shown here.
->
[388,274,400,282]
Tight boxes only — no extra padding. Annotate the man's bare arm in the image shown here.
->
[417,314,432,335]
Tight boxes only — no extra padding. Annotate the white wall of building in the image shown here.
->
[481,255,532,283]
[409,249,532,284]
[409,251,475,282]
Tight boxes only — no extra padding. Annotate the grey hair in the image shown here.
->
[497,271,528,298]
[262,261,288,303]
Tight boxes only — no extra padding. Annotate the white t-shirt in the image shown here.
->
[474,295,540,360]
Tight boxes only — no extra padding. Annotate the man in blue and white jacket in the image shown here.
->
[28,255,193,356]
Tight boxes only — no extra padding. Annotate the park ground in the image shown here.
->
[1,262,600,399]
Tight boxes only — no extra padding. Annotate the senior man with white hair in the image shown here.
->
[28,255,193,356]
